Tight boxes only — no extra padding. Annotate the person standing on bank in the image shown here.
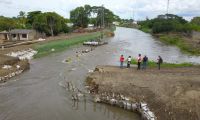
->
[142,55,148,70]
[127,56,131,68]
[120,55,125,68]
[137,54,142,70]
[157,56,163,70]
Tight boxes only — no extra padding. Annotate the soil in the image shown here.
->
[0,54,29,81]
[86,65,200,120]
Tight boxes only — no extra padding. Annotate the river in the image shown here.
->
[0,27,200,120]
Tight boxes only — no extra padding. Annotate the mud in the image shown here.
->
[86,66,200,120]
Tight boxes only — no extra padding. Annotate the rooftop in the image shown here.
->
[10,29,34,34]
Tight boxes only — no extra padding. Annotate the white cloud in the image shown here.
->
[0,0,199,20]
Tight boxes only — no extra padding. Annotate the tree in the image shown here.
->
[27,11,42,26]
[138,14,190,33]
[32,12,68,36]
[17,11,26,28]
[70,5,118,28]
[70,5,91,28]
[0,16,16,31]
[191,17,200,26]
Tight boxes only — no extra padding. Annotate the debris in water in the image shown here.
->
[51,48,55,52]
[94,95,101,102]
[88,69,94,73]
[65,58,72,63]
[71,68,77,71]
[82,49,90,53]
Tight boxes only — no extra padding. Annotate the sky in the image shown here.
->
[0,0,200,21]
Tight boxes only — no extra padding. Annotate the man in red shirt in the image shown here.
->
[120,55,124,68]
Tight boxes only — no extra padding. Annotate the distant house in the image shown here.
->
[9,29,36,41]
[0,29,37,43]
[113,21,120,26]
[0,31,9,43]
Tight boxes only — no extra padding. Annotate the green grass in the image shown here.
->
[159,34,200,55]
[34,32,101,58]
[139,27,152,33]
[131,59,194,68]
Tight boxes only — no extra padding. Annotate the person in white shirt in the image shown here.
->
[137,54,142,70]
[127,56,131,68]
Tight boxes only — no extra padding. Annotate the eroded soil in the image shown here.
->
[87,66,200,120]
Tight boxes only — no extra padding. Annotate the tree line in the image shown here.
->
[0,11,69,36]
[138,14,200,34]
[70,5,120,28]
[0,5,120,36]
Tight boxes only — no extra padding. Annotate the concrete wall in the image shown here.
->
[28,30,36,40]
[11,30,37,41]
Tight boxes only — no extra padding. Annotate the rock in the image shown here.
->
[94,95,101,102]
[2,65,12,69]
[16,65,20,69]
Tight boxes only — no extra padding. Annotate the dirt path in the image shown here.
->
[86,66,200,120]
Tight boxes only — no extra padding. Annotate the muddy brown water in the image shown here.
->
[0,27,200,120]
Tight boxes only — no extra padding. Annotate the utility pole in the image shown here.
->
[167,0,170,18]
[100,4,104,40]
[101,4,104,28]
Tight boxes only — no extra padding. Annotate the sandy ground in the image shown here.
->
[86,65,200,120]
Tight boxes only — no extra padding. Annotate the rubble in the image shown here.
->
[0,70,23,82]
[6,48,38,60]
[2,65,12,69]
[92,92,157,120]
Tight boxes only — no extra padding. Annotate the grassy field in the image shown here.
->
[34,32,101,58]
[131,59,194,68]
[159,34,200,55]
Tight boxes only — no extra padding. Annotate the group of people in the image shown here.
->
[119,54,163,70]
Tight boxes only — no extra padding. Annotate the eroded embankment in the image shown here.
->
[86,66,200,120]
[0,54,29,82]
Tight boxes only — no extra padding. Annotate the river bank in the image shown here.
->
[155,33,200,55]
[86,65,200,120]
[139,28,200,55]
[0,30,114,82]
[0,54,29,82]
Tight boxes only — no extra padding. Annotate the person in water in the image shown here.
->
[120,55,125,68]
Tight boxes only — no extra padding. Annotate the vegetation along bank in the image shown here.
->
[138,14,200,55]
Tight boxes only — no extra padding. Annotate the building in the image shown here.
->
[0,29,37,43]
[0,31,9,43]
[9,29,36,41]
[113,21,120,26]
